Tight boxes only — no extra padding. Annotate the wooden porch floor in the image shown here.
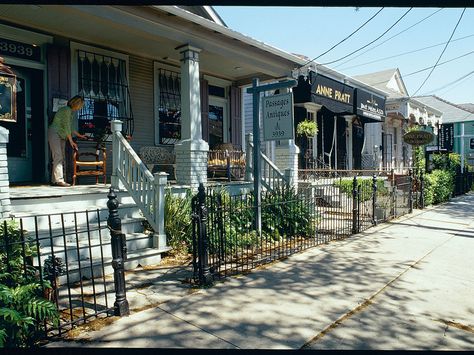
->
[8,184,113,199]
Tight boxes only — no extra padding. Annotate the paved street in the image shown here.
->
[48,193,474,349]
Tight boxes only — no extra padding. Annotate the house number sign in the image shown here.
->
[0,37,41,62]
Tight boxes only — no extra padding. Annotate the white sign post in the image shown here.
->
[262,92,294,141]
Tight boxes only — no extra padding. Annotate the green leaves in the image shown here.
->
[0,220,60,347]
[164,190,193,255]
[296,120,318,138]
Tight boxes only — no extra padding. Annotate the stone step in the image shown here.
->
[56,246,172,285]
[35,232,153,266]
[10,190,135,215]
[24,216,146,248]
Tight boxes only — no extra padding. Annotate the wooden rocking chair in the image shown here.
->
[72,144,107,186]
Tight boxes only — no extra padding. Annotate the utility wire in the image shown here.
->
[437,73,474,96]
[364,49,474,88]
[411,8,466,96]
[420,69,474,95]
[334,8,444,69]
[299,7,384,68]
[406,50,474,77]
[318,8,413,66]
[339,33,474,71]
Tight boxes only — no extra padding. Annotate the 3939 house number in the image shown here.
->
[0,38,41,62]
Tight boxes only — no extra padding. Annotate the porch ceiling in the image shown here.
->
[0,5,297,84]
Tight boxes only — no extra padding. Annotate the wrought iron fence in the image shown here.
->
[0,188,129,341]
[192,168,422,285]
[454,171,474,196]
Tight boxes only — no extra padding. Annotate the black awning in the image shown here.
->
[310,73,354,114]
[354,88,386,122]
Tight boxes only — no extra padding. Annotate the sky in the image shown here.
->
[214,7,474,105]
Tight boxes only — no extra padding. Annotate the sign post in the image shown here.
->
[246,78,296,233]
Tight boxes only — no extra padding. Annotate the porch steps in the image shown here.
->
[9,186,170,284]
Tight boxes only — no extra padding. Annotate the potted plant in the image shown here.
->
[297,120,318,168]
[42,256,65,303]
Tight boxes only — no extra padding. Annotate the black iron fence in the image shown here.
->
[454,171,474,196]
[0,188,128,342]
[192,168,423,285]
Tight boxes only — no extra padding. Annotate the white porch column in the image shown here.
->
[174,44,209,189]
[0,127,11,219]
[274,85,299,188]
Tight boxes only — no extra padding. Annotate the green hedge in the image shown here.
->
[423,169,454,206]
[334,178,388,201]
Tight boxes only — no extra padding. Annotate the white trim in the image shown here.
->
[0,23,53,46]
[204,74,231,92]
[240,86,246,151]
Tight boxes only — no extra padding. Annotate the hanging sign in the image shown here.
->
[0,73,16,122]
[439,123,454,152]
[262,92,294,141]
[403,130,434,146]
[355,88,385,121]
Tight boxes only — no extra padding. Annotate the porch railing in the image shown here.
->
[245,133,289,190]
[111,121,166,242]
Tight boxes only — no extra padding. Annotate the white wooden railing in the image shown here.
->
[111,121,166,248]
[245,133,289,191]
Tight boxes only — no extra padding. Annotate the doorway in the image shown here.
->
[0,65,45,184]
[208,97,228,149]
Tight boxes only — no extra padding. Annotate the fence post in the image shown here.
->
[153,172,168,249]
[392,184,397,218]
[197,183,212,286]
[352,176,358,234]
[420,169,425,209]
[372,174,377,226]
[245,133,254,181]
[107,187,129,317]
[408,169,413,214]
[111,120,123,190]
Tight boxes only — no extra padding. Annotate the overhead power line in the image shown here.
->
[339,32,474,71]
[299,7,384,68]
[411,8,466,96]
[365,49,474,88]
[334,8,444,69]
[420,69,474,95]
[318,8,413,66]
[406,50,474,77]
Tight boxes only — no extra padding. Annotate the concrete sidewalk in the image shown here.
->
[47,193,474,349]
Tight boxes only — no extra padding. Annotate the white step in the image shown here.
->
[56,246,172,285]
[34,232,154,266]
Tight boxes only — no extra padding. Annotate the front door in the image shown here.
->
[0,65,44,184]
[208,97,227,149]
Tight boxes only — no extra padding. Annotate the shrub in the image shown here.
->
[0,220,59,347]
[334,177,388,202]
[423,169,454,205]
[164,190,193,255]
[0,221,37,287]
